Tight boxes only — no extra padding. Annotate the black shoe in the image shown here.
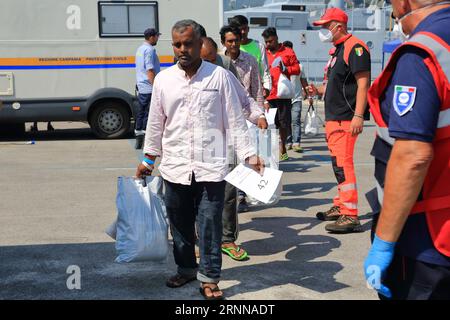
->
[325,215,362,233]
[316,205,341,221]
[135,135,144,149]
[237,197,249,213]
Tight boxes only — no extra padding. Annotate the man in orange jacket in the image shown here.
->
[310,8,371,233]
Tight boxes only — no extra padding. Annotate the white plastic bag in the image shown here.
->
[304,105,320,136]
[277,73,295,99]
[246,126,282,207]
[114,176,168,263]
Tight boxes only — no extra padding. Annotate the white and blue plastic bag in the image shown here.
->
[113,176,168,263]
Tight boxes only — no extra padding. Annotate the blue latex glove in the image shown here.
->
[364,235,396,298]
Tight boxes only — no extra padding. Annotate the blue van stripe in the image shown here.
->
[0,63,173,70]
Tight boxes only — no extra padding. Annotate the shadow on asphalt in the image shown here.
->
[249,182,335,213]
[279,162,323,173]
[0,242,175,299]
[302,145,330,152]
[223,216,347,295]
[0,128,134,142]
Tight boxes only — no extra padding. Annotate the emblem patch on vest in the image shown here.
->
[355,47,363,57]
[393,85,416,116]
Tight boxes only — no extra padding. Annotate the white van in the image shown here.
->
[0,0,223,138]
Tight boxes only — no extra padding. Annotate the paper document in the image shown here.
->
[225,164,283,204]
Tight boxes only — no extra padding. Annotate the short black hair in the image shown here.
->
[283,40,293,49]
[172,19,203,39]
[229,15,248,27]
[262,27,277,39]
[219,25,241,42]
[203,37,218,50]
[199,24,207,38]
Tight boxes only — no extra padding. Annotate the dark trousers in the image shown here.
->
[222,182,238,243]
[268,99,292,130]
[164,176,225,284]
[135,93,152,132]
[381,253,450,300]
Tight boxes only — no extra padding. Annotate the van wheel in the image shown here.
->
[89,101,130,139]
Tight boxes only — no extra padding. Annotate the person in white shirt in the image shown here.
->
[135,19,264,300]
[201,34,268,261]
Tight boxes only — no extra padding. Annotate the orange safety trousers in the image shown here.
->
[325,120,358,216]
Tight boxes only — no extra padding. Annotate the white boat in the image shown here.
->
[224,0,397,81]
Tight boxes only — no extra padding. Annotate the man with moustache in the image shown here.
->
[135,19,264,300]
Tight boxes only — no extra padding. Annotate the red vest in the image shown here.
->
[368,31,450,257]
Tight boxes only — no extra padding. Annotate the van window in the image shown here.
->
[99,1,158,37]
[275,18,293,28]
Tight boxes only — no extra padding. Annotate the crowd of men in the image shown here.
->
[133,0,450,301]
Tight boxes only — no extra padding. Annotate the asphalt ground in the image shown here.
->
[0,113,378,300]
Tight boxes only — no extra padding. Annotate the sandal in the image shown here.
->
[199,283,224,300]
[166,274,196,288]
[221,243,249,261]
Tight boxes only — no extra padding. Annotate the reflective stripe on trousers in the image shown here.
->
[326,121,359,216]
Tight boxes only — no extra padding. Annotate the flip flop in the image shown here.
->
[199,285,225,300]
[221,245,249,261]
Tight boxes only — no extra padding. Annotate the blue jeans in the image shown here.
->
[164,175,225,284]
[287,101,302,145]
[135,93,152,132]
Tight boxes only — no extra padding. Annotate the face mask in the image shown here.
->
[396,20,409,41]
[393,0,450,40]
[318,24,339,43]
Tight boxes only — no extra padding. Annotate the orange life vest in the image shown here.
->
[368,31,450,257]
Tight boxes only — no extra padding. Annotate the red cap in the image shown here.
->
[313,8,348,26]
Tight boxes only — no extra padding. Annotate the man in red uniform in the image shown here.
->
[310,8,371,233]
[262,27,300,161]
[364,0,450,299]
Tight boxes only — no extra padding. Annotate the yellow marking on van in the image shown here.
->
[0,55,174,66]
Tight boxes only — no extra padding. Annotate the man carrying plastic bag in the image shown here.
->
[262,26,300,162]
[135,20,264,301]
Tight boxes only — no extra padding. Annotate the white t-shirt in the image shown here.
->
[291,63,306,103]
